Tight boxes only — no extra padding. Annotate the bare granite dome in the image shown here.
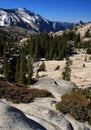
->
[0,101,46,130]
[32,77,77,100]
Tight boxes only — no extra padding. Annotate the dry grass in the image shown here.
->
[34,53,91,88]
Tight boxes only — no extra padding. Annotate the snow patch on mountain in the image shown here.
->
[0,8,74,33]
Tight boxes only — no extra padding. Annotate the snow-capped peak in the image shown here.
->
[17,7,26,11]
[0,8,73,33]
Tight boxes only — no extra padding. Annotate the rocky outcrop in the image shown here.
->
[0,101,46,130]
[31,77,77,100]
[77,22,91,38]
[9,97,90,130]
[0,78,90,130]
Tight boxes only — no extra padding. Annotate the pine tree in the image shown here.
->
[15,58,20,83]
[27,57,33,85]
[62,57,72,81]
[85,55,87,62]
[34,38,40,60]
[3,46,9,81]
[37,61,46,72]
[19,49,26,85]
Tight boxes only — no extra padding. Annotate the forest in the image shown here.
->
[1,30,91,85]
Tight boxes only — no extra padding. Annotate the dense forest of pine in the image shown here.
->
[0,30,91,85]
[27,31,81,60]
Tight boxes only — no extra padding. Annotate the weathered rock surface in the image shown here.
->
[0,101,46,130]
[31,77,77,100]
[0,78,90,130]
[9,97,90,130]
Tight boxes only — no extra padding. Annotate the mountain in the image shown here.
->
[0,8,74,33]
[0,26,35,42]
[77,22,91,37]
[76,20,84,26]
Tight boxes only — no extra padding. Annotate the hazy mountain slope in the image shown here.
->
[0,26,35,42]
[53,21,91,38]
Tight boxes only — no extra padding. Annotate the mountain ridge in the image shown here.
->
[0,8,74,33]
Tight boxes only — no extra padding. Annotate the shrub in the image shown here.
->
[83,64,85,67]
[55,65,60,71]
[0,80,54,103]
[72,88,91,100]
[29,88,54,98]
[37,61,46,72]
[88,119,91,125]
[85,29,91,38]
[56,90,91,123]
[85,55,87,62]
[89,56,91,60]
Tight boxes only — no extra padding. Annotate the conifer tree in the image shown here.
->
[27,57,33,85]
[62,57,72,81]
[3,46,9,81]
[37,61,46,72]
[19,49,26,85]
[15,58,20,83]
[34,38,40,60]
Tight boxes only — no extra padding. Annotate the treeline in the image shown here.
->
[78,40,91,54]
[1,31,81,84]
[2,45,33,85]
[0,26,34,56]
[27,32,80,60]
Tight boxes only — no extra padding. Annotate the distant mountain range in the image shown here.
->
[0,8,75,33]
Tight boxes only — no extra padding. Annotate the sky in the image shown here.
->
[0,0,91,23]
